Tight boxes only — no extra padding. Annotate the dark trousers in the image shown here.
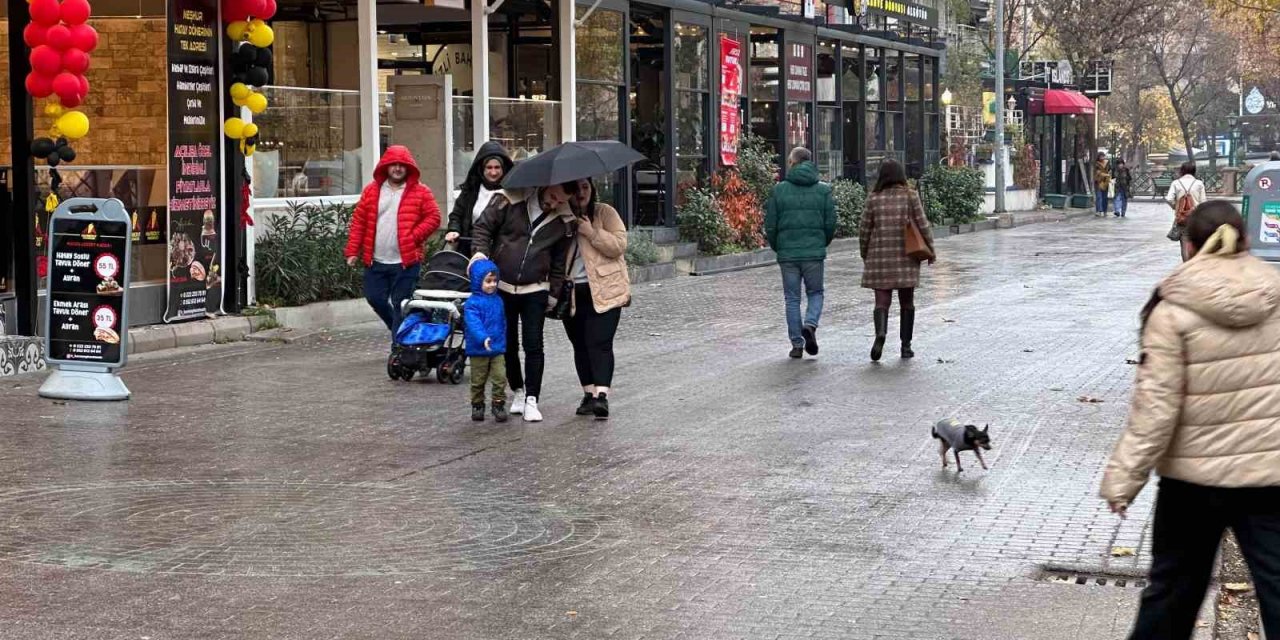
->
[1129,478,1280,640]
[364,261,421,332]
[501,290,548,397]
[562,283,622,388]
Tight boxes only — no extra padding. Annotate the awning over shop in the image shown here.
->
[1035,89,1096,115]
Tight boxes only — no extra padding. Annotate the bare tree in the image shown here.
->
[1033,0,1165,70]
[1148,0,1240,160]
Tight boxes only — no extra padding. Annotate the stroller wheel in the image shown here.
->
[387,355,401,381]
[400,367,415,381]
[450,360,465,384]
[436,363,451,384]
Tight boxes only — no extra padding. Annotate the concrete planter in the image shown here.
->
[629,262,677,284]
[677,247,778,275]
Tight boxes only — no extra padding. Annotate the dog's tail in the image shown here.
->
[931,426,940,440]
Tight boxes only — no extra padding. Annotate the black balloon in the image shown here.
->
[234,44,258,66]
[232,72,247,85]
[30,137,55,158]
[256,46,272,67]
[58,145,76,162]
[246,66,269,87]
[46,151,60,167]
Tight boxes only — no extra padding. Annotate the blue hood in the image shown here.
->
[470,258,500,294]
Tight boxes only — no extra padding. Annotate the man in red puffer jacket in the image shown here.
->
[344,145,441,332]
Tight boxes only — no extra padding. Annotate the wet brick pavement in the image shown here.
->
[0,203,1194,638]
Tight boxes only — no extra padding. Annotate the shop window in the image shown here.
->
[841,44,863,180]
[629,6,667,226]
[674,23,710,190]
[816,40,840,180]
[924,58,940,167]
[905,53,923,177]
[749,27,781,157]
[577,6,627,210]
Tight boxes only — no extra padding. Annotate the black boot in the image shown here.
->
[492,400,509,423]
[901,307,916,358]
[471,403,486,422]
[576,392,597,416]
[871,309,888,362]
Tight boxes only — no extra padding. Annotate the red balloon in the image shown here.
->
[28,0,61,27]
[260,0,277,19]
[78,74,90,97]
[29,46,63,77]
[45,25,73,51]
[60,0,92,25]
[23,23,49,48]
[25,72,54,98]
[222,0,264,23]
[53,72,82,102]
[69,24,99,53]
[62,49,90,75]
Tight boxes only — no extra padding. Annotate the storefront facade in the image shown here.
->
[1,0,944,335]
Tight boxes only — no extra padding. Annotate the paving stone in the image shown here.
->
[0,204,1196,638]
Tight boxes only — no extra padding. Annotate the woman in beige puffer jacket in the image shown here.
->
[1101,201,1280,639]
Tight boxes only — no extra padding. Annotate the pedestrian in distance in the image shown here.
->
[561,178,630,419]
[344,145,442,334]
[1165,161,1207,262]
[445,141,513,257]
[1094,152,1112,217]
[1102,200,1280,640]
[765,147,836,359]
[464,258,509,423]
[1113,158,1132,218]
[859,158,934,362]
[471,184,576,423]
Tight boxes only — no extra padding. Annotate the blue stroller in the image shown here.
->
[387,249,471,383]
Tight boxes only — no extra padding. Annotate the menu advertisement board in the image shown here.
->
[787,43,814,102]
[720,36,743,166]
[165,0,223,322]
[46,218,129,365]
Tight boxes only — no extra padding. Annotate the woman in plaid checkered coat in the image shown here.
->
[859,159,935,361]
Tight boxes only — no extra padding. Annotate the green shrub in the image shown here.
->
[625,231,659,266]
[255,202,364,307]
[832,180,866,238]
[919,165,985,224]
[735,132,780,208]
[677,186,733,255]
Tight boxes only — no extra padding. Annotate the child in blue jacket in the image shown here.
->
[465,259,508,422]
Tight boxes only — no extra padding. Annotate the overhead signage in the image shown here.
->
[859,0,938,29]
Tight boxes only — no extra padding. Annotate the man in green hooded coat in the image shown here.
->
[765,147,836,359]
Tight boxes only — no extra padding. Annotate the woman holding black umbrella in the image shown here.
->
[561,178,630,420]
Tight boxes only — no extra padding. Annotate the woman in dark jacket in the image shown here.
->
[445,141,513,256]
[859,159,935,362]
[472,184,576,423]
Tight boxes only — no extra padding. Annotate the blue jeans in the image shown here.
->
[780,260,825,347]
[364,261,421,332]
[1114,188,1128,216]
[1096,189,1109,213]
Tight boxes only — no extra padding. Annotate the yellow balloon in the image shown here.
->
[226,21,249,41]
[224,117,246,139]
[55,110,89,140]
[247,21,274,48]
[44,102,63,117]
[233,95,248,108]
[230,83,251,101]
[241,122,259,139]
[246,92,268,114]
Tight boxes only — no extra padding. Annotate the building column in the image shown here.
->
[357,0,380,179]
[559,0,576,141]
[473,0,490,147]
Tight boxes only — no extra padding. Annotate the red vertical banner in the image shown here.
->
[719,35,743,166]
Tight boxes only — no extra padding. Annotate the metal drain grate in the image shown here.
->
[1039,568,1148,589]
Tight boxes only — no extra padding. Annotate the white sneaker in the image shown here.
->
[510,390,526,415]
[523,396,543,422]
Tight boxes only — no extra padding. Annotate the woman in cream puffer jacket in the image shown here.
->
[1101,200,1280,639]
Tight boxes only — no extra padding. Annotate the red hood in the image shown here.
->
[373,145,421,185]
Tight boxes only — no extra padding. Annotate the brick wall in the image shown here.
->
[0,17,168,167]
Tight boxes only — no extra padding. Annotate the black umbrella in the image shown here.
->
[502,140,646,189]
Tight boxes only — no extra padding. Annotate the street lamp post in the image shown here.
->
[994,0,1007,213]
